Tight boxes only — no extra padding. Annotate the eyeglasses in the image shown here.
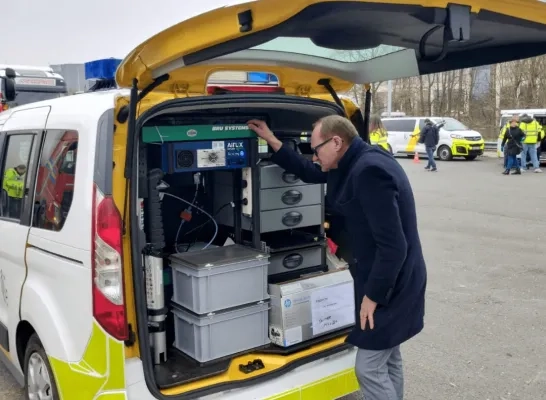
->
[311,137,333,156]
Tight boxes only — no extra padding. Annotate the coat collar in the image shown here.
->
[337,137,367,172]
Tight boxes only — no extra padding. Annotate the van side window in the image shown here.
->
[33,130,79,231]
[0,134,35,221]
[382,119,415,132]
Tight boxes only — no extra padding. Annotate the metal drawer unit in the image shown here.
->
[242,204,322,233]
[255,162,327,279]
[267,245,323,276]
[211,158,326,277]
[260,164,312,189]
[259,184,322,211]
[255,162,324,230]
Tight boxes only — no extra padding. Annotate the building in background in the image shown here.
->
[50,63,86,94]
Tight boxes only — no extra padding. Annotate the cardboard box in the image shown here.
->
[268,269,355,347]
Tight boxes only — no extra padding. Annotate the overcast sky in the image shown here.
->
[2,0,242,65]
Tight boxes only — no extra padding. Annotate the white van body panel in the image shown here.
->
[0,106,52,375]
[1,106,51,132]
[21,246,92,362]
[0,91,125,365]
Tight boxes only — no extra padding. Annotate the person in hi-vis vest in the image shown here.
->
[368,114,390,152]
[519,114,543,173]
[2,164,27,217]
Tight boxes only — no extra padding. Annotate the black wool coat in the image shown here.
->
[270,137,427,350]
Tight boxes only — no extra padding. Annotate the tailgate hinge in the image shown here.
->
[296,84,312,97]
[171,82,190,98]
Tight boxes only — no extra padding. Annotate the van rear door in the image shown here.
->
[115,0,546,94]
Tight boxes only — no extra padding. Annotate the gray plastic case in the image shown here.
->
[169,244,270,314]
[172,301,270,363]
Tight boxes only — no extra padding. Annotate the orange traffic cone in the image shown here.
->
[413,151,420,163]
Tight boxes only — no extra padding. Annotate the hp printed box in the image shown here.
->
[268,269,355,347]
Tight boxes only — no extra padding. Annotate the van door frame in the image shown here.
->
[0,128,44,370]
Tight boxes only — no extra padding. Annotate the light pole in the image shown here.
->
[387,80,392,116]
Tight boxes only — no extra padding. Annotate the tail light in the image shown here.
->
[91,184,128,340]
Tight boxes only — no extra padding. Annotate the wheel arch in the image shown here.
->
[15,320,36,371]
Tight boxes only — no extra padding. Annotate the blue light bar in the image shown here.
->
[84,58,122,80]
[247,72,279,84]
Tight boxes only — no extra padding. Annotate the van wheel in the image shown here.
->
[464,155,477,161]
[437,145,453,161]
[24,334,60,400]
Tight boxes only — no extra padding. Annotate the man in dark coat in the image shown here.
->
[418,119,440,171]
[247,115,427,400]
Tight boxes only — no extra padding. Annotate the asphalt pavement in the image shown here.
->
[2,155,545,400]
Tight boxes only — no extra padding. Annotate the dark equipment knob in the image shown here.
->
[281,190,303,205]
[281,172,300,184]
[283,253,303,269]
[282,211,303,227]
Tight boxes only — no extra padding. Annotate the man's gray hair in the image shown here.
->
[314,115,359,143]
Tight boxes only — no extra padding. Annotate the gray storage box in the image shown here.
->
[172,301,270,363]
[169,245,269,314]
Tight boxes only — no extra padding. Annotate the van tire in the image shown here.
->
[24,333,60,400]
[437,145,453,161]
[464,155,477,161]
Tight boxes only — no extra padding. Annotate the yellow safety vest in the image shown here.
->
[2,168,24,199]
[519,120,543,144]
[499,123,509,140]
[370,129,389,151]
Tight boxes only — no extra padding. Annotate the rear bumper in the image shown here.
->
[125,347,358,400]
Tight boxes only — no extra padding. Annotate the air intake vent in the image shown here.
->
[176,150,194,168]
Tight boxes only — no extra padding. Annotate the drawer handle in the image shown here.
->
[283,253,303,269]
[282,172,300,184]
[282,211,303,227]
[281,190,303,205]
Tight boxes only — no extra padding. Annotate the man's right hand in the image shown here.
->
[247,119,283,152]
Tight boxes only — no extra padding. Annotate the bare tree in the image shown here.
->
[342,54,546,139]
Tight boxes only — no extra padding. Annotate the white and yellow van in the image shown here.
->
[1,1,546,399]
[382,116,485,161]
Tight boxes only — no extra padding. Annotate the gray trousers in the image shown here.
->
[355,345,404,400]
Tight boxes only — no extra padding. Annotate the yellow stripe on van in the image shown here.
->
[264,368,359,400]
[0,345,11,360]
[405,126,421,152]
[49,321,127,400]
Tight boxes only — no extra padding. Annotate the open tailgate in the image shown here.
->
[116,0,546,94]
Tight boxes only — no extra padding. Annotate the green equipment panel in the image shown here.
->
[142,124,257,143]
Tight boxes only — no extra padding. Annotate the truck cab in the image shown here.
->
[0,65,68,110]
